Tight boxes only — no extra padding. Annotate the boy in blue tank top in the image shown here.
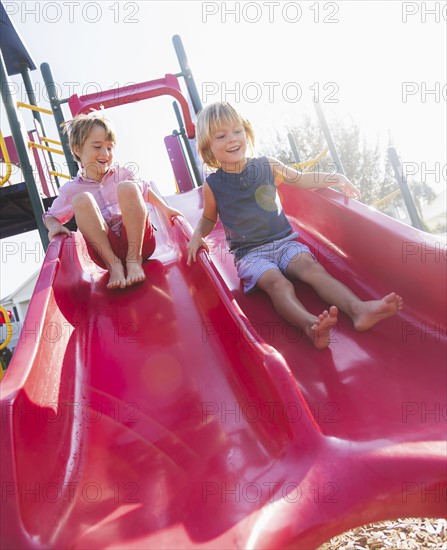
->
[187,102,403,349]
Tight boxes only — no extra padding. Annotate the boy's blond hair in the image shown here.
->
[63,113,116,162]
[196,102,255,169]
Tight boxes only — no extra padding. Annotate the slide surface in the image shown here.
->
[1,187,446,549]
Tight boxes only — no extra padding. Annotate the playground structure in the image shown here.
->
[1,5,446,549]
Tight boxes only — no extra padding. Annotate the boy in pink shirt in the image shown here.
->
[44,113,182,289]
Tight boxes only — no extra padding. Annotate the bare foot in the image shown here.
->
[353,292,403,331]
[107,263,127,290]
[126,260,146,287]
[306,306,338,349]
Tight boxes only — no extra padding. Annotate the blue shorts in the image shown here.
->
[234,232,315,294]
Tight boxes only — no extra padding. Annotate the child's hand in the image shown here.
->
[332,174,361,199]
[48,225,72,241]
[163,206,183,223]
[187,234,209,266]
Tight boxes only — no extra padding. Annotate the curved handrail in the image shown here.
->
[0,306,13,351]
[0,131,12,186]
[0,306,13,381]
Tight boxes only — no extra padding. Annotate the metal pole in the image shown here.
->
[19,62,60,188]
[287,132,302,163]
[172,35,202,115]
[172,102,202,187]
[18,64,43,126]
[313,101,345,176]
[40,62,78,177]
[388,147,424,230]
[0,50,49,248]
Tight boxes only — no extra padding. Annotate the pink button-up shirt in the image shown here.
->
[43,165,152,236]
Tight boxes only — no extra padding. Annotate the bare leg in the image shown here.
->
[257,269,338,349]
[72,193,126,290]
[117,181,148,287]
[287,253,403,331]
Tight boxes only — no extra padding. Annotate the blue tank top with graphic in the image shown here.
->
[206,157,292,258]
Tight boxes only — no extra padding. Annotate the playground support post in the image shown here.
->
[287,132,302,163]
[0,50,49,249]
[172,35,203,116]
[313,101,346,176]
[19,62,60,188]
[172,101,202,187]
[388,147,424,231]
[40,62,78,178]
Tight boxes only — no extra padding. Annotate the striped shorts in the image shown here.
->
[234,232,315,294]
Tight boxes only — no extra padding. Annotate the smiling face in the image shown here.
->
[196,102,255,171]
[209,122,248,173]
[73,124,115,181]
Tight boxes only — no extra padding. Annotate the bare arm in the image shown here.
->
[187,183,218,265]
[267,157,361,198]
[146,187,183,221]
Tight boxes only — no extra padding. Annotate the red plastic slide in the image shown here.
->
[1,187,445,549]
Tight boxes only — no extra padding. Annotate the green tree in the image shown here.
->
[258,114,436,225]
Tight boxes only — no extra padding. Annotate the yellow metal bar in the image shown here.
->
[0,131,12,186]
[372,189,401,208]
[50,170,71,180]
[40,136,62,146]
[28,141,64,156]
[292,148,329,173]
[0,305,13,354]
[17,102,53,115]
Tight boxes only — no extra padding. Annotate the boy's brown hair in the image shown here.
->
[63,112,116,162]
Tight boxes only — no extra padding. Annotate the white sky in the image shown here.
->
[1,0,446,297]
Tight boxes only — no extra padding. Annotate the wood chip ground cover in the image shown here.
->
[318,517,446,549]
